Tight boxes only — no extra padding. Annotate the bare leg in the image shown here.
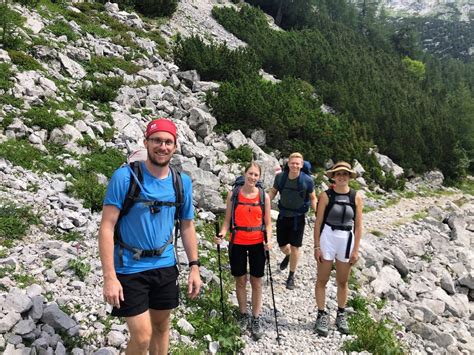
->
[148,309,172,355]
[335,260,352,308]
[289,246,300,272]
[235,275,248,314]
[125,311,152,355]
[280,244,291,257]
[315,259,333,310]
[249,276,262,317]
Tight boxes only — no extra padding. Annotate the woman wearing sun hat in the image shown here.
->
[312,161,363,337]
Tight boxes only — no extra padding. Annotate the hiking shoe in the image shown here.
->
[315,311,329,336]
[279,255,290,270]
[237,313,250,332]
[286,275,295,290]
[251,316,263,340]
[336,312,350,335]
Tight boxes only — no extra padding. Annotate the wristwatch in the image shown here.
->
[188,260,200,268]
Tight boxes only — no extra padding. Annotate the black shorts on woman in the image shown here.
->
[230,243,266,278]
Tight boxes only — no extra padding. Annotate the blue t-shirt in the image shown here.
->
[104,162,194,274]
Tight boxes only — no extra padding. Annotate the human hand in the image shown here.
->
[349,250,359,265]
[103,278,124,309]
[314,248,322,264]
[188,268,202,299]
[214,232,225,245]
[264,241,272,251]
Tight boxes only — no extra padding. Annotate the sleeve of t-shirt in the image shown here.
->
[180,173,194,220]
[272,173,281,190]
[103,166,130,210]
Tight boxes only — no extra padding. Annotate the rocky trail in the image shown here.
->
[239,191,471,354]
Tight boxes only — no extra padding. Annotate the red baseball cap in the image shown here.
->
[145,119,177,141]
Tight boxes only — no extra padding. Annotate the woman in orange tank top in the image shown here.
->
[215,162,272,340]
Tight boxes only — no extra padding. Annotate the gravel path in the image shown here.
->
[239,192,463,354]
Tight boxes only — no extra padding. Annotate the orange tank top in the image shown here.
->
[233,191,264,245]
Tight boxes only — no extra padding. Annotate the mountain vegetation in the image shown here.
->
[175,0,473,184]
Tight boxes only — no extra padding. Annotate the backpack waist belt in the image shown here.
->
[233,225,266,232]
[117,237,173,265]
[325,223,353,231]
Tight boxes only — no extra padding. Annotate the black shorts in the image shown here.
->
[276,215,306,247]
[111,266,179,317]
[230,243,265,278]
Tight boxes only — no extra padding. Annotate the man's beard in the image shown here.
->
[148,154,171,168]
[147,148,172,167]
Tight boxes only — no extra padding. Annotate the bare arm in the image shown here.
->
[98,205,123,307]
[313,191,328,263]
[268,187,278,201]
[309,190,317,214]
[181,219,201,299]
[350,192,364,264]
[218,192,233,239]
[264,192,272,248]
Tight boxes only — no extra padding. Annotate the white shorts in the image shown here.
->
[320,224,354,262]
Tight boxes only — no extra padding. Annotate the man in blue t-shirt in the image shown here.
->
[99,118,201,355]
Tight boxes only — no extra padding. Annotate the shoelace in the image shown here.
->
[337,314,348,327]
[319,314,329,327]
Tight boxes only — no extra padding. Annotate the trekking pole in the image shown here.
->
[215,222,225,323]
[265,239,281,345]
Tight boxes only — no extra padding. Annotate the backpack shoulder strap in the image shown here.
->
[277,171,288,192]
[258,184,265,222]
[320,188,335,233]
[121,161,143,217]
[229,184,243,245]
[349,188,357,220]
[170,166,183,220]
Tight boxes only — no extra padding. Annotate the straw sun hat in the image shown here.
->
[326,161,357,179]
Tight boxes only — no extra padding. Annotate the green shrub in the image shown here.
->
[24,106,69,132]
[173,35,260,81]
[0,139,63,172]
[0,63,13,90]
[79,77,124,103]
[46,20,79,41]
[225,145,253,163]
[95,0,177,18]
[0,113,15,129]
[68,173,107,212]
[344,296,404,354]
[132,0,177,17]
[67,147,125,211]
[14,0,40,6]
[208,75,361,164]
[0,95,23,107]
[13,272,36,288]
[0,200,39,247]
[68,257,91,281]
[8,50,43,71]
[87,55,142,75]
[0,2,25,49]
[81,147,125,177]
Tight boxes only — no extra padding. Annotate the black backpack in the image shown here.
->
[320,188,356,233]
[229,175,266,245]
[276,160,313,214]
[113,161,184,266]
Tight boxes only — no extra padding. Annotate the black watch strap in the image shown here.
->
[188,260,200,267]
